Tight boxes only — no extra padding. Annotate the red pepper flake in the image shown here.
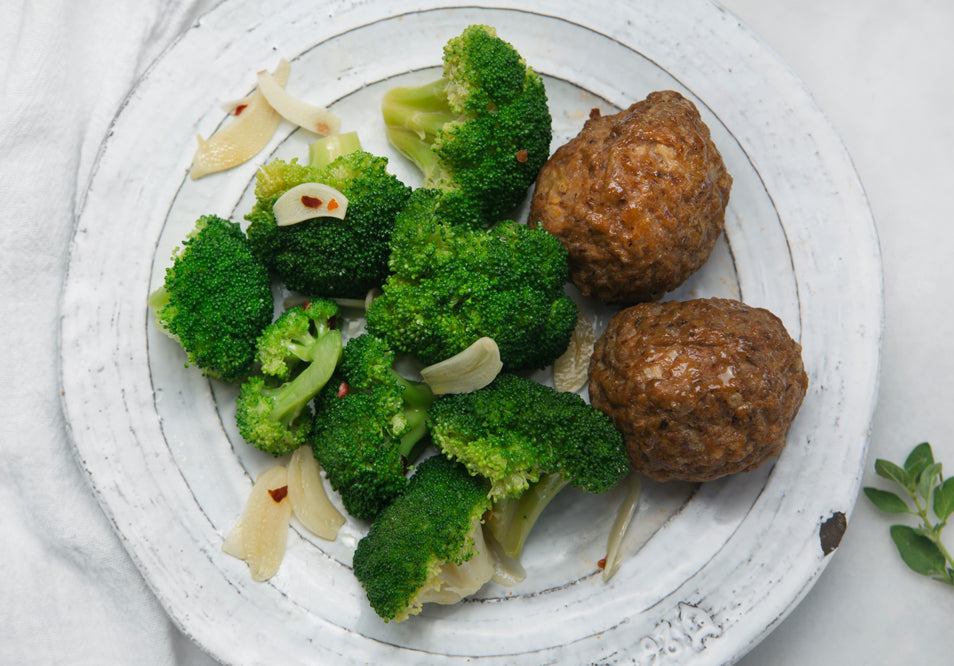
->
[327,198,339,211]
[301,195,323,209]
[597,557,607,570]
[234,103,248,116]
[337,381,350,398]
[268,485,288,503]
[515,149,529,163]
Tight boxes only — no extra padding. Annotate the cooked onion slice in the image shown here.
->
[420,337,502,395]
[257,60,341,136]
[602,472,642,582]
[222,465,293,581]
[287,446,344,540]
[273,182,349,226]
[553,312,597,393]
[189,59,290,180]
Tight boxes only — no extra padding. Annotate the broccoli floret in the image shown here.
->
[245,142,411,298]
[148,214,273,382]
[310,333,435,521]
[381,24,552,229]
[427,373,630,558]
[364,188,578,370]
[352,454,494,622]
[235,299,342,456]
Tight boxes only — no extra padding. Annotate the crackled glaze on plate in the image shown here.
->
[59,1,882,664]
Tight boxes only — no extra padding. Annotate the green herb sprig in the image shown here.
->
[864,442,954,586]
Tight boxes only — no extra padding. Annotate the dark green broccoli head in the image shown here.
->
[365,189,578,370]
[245,151,411,298]
[310,334,434,521]
[382,24,552,229]
[428,373,630,499]
[148,214,273,382]
[352,454,492,622]
[235,300,342,456]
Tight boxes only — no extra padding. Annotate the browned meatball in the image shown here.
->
[588,298,807,482]
[529,91,732,304]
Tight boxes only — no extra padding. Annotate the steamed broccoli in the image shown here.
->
[310,333,435,521]
[364,188,578,370]
[381,24,552,229]
[245,140,411,298]
[235,299,342,456]
[352,454,494,622]
[148,214,273,382]
[427,373,630,558]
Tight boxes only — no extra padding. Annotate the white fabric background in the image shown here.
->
[2,1,951,664]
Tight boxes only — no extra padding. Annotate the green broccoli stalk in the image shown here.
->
[381,24,552,229]
[235,299,342,456]
[427,373,630,559]
[352,454,494,622]
[365,188,578,371]
[310,333,435,521]
[245,141,411,298]
[148,214,273,382]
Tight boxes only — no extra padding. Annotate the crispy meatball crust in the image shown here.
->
[530,91,732,304]
[588,298,807,482]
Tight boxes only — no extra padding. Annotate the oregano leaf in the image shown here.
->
[934,476,954,522]
[863,487,910,514]
[875,458,914,492]
[918,462,943,505]
[889,524,947,577]
[904,442,934,481]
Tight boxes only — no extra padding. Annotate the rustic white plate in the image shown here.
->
[59,1,883,664]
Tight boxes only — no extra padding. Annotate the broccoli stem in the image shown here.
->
[308,131,363,169]
[381,80,458,187]
[394,374,434,410]
[398,407,430,460]
[382,79,456,134]
[265,331,342,425]
[384,126,448,187]
[486,472,570,559]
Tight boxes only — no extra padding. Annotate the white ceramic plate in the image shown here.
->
[59,1,883,664]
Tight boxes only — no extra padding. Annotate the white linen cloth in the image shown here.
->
[2,1,952,665]
[1,2,217,664]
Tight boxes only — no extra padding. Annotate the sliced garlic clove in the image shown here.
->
[256,61,341,136]
[190,60,291,180]
[287,445,345,541]
[553,312,597,393]
[420,337,503,395]
[602,472,642,582]
[219,93,254,115]
[223,465,293,581]
[273,182,348,226]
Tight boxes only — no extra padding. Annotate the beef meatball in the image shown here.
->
[588,298,807,482]
[529,90,732,304]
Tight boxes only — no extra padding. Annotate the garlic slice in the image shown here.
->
[420,337,502,395]
[553,312,597,393]
[190,59,291,179]
[273,182,348,226]
[222,465,293,581]
[256,60,341,136]
[287,446,345,540]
